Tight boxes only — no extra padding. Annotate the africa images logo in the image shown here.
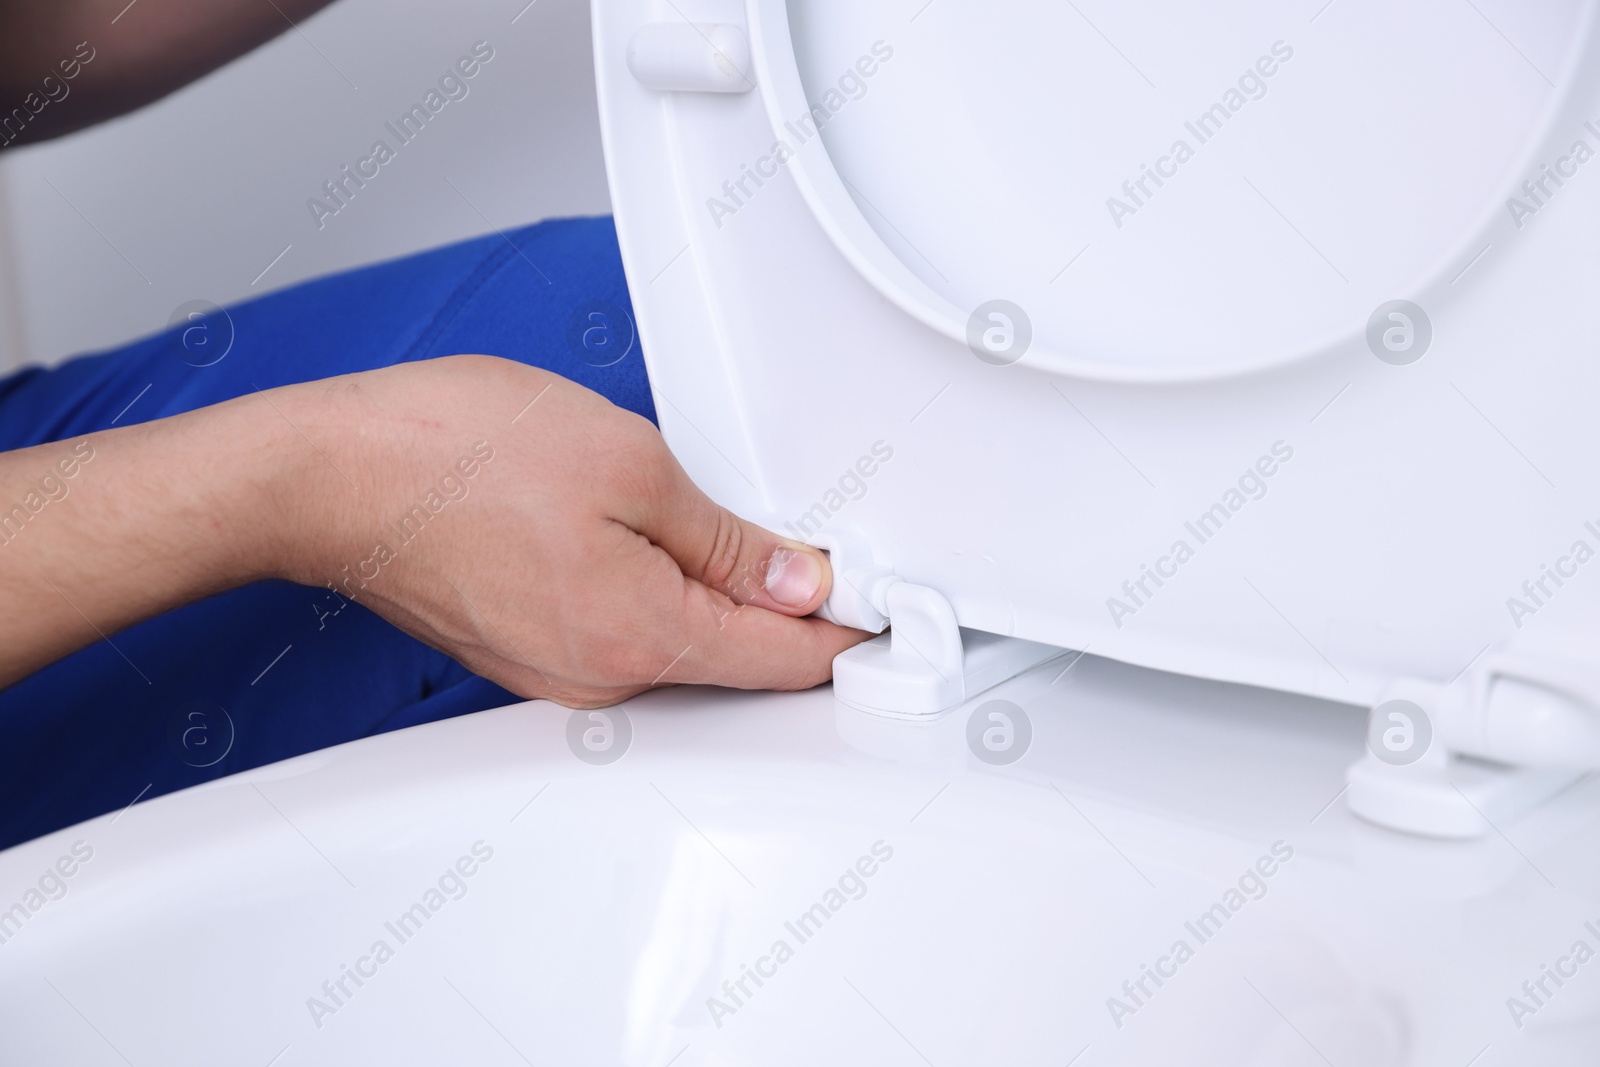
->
[1104,40,1294,230]
[307,41,496,230]
[566,707,632,766]
[705,841,895,1029]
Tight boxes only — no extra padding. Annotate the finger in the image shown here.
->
[629,455,837,618]
[535,682,653,710]
[648,577,873,691]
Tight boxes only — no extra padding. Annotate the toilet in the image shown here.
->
[5,1,1600,1063]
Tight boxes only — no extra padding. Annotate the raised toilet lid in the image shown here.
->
[598,0,1600,714]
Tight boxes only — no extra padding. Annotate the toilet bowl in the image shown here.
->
[6,1,1600,1062]
[6,656,1599,1064]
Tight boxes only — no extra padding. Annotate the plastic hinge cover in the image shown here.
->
[1345,651,1600,837]
[812,530,1063,717]
[626,23,753,94]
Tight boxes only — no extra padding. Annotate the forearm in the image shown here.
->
[0,356,865,707]
[0,393,303,686]
[0,0,338,148]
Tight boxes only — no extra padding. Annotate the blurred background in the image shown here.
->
[0,0,609,373]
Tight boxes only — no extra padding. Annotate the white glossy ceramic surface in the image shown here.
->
[3,659,1598,1065]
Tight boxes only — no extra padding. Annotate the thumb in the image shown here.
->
[629,459,834,617]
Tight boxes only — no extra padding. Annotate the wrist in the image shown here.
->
[157,393,305,595]
[233,382,369,590]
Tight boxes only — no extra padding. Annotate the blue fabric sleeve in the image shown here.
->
[0,216,653,850]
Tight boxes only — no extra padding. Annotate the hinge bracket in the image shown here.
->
[813,530,1064,718]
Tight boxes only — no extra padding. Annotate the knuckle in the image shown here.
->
[440,352,513,381]
[544,685,640,710]
[769,628,837,691]
[767,658,825,692]
[601,421,672,498]
[698,509,745,597]
[617,641,675,684]
[560,612,683,687]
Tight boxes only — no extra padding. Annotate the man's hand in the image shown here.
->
[0,356,870,706]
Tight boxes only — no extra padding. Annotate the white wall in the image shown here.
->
[0,0,609,373]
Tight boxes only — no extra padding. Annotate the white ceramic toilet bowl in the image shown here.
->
[2,657,1597,1065]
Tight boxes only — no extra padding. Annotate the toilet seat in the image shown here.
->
[596,0,1600,828]
[754,0,1586,383]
